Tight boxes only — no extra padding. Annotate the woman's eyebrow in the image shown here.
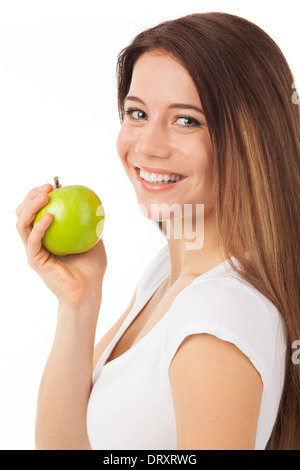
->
[125,95,145,105]
[125,95,204,115]
[168,103,204,115]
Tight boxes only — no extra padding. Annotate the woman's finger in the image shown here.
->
[15,183,53,218]
[27,213,53,268]
[16,191,50,246]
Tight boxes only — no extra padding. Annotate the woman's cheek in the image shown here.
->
[116,125,135,163]
[116,126,126,162]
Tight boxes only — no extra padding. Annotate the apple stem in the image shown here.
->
[54,176,59,189]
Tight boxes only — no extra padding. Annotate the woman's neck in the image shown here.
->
[164,212,228,288]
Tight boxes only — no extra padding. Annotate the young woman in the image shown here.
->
[15,12,300,450]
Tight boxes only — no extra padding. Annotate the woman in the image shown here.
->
[15,12,300,450]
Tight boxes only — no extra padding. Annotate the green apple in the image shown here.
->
[33,179,105,256]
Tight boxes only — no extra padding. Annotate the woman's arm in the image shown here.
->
[35,285,138,450]
[15,183,107,449]
[169,333,263,450]
[35,298,101,450]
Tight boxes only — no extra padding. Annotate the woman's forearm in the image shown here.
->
[35,296,101,450]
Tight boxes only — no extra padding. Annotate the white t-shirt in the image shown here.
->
[87,244,286,450]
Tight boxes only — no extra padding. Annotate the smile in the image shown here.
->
[135,167,186,192]
[140,169,184,184]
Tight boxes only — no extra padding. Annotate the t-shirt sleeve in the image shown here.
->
[163,278,277,388]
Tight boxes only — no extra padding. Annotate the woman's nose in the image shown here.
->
[135,122,172,159]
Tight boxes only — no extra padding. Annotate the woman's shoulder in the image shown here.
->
[171,258,284,331]
[136,246,285,338]
[163,264,287,386]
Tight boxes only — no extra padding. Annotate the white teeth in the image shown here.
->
[139,169,183,184]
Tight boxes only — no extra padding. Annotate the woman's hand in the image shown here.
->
[15,183,107,308]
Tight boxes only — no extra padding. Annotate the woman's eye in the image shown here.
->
[175,116,200,127]
[124,107,148,121]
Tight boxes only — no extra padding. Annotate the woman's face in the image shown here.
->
[116,50,214,222]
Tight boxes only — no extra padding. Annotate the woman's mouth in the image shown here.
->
[134,167,186,192]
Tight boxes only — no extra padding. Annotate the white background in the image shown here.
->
[0,0,299,450]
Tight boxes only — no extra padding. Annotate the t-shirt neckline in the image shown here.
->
[95,250,233,374]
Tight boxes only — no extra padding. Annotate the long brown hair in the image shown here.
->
[116,12,300,449]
